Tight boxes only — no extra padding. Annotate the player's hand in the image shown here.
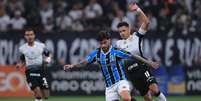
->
[15,63,23,69]
[128,2,139,12]
[44,57,51,64]
[63,64,74,71]
[148,61,160,69]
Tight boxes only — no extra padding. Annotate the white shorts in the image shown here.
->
[105,80,130,101]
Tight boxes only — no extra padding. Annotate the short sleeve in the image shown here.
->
[115,49,133,59]
[134,31,144,38]
[43,45,50,56]
[85,50,98,64]
[18,47,25,61]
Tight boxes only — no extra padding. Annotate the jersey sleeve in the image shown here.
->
[85,50,98,64]
[115,49,133,59]
[18,47,25,62]
[134,31,145,38]
[43,45,50,56]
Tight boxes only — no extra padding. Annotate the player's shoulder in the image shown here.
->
[35,41,45,47]
[116,39,124,46]
[90,48,100,54]
[19,43,27,50]
[113,46,123,51]
[132,31,144,38]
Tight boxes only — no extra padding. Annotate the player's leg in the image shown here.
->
[143,92,153,101]
[41,88,49,99]
[128,68,153,101]
[105,85,120,101]
[118,80,132,101]
[128,82,137,101]
[119,91,131,101]
[25,70,43,101]
[40,75,49,99]
[148,83,166,101]
[33,86,43,101]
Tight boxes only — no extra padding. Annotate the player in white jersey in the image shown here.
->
[16,28,51,101]
[116,3,167,101]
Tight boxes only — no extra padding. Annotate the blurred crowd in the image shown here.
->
[0,0,200,34]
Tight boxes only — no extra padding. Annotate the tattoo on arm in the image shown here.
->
[132,54,149,65]
[73,61,89,68]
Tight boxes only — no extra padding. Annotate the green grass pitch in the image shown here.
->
[0,96,201,101]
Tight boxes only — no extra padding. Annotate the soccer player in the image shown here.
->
[63,31,159,101]
[16,28,51,101]
[116,3,167,101]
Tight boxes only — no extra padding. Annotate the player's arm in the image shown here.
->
[43,46,52,64]
[129,3,149,34]
[116,49,159,69]
[63,50,98,71]
[16,53,25,69]
[63,60,89,71]
[131,54,159,69]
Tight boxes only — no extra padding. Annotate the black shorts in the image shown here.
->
[124,61,157,96]
[25,68,49,90]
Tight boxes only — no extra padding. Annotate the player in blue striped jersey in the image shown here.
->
[64,31,159,101]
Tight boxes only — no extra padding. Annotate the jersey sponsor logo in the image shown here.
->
[128,63,138,71]
[30,73,41,77]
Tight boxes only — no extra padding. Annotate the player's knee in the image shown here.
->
[149,84,159,94]
[144,95,153,101]
[122,95,131,101]
[34,91,43,99]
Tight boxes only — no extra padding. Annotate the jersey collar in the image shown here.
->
[101,46,113,55]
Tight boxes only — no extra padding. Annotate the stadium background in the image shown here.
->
[0,0,201,101]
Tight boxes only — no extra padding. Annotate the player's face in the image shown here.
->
[99,39,111,52]
[24,31,35,43]
[117,26,130,39]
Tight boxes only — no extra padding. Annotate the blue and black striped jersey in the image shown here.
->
[86,46,134,87]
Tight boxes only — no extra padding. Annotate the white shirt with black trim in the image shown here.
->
[116,31,144,56]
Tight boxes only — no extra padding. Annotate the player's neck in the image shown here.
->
[123,35,131,40]
[28,42,34,46]
[101,46,112,54]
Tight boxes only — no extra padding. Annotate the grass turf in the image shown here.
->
[0,96,201,101]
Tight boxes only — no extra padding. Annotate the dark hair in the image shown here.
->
[117,22,129,28]
[97,30,111,41]
[24,27,34,32]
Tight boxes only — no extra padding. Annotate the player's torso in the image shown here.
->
[116,33,141,55]
[20,42,44,66]
[98,47,126,87]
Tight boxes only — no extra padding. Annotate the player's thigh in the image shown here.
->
[131,70,152,96]
[25,71,41,90]
[149,83,160,94]
[143,92,153,101]
[118,80,131,100]
[41,88,49,99]
[33,86,43,97]
[105,86,120,101]
[40,76,49,89]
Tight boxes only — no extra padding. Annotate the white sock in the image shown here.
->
[156,92,167,101]
[35,99,42,101]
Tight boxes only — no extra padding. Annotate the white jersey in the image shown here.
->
[116,31,144,56]
[19,41,46,68]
